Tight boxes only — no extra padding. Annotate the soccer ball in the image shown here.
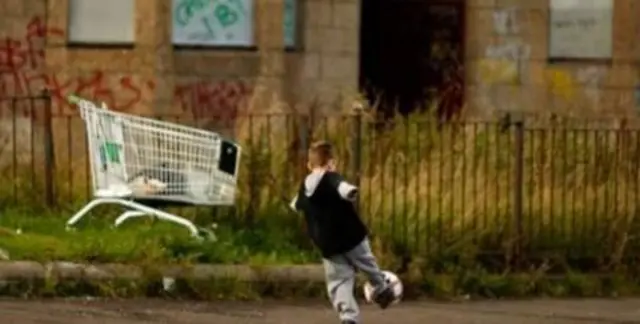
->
[363,270,403,304]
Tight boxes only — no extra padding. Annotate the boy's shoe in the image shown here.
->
[341,321,357,324]
[373,286,395,309]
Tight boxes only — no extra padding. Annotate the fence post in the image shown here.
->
[42,89,56,207]
[246,115,256,226]
[512,116,525,268]
[350,109,363,209]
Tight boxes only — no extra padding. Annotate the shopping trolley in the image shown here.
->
[66,95,241,239]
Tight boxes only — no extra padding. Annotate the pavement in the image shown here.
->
[1,298,640,323]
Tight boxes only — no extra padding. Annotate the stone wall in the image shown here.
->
[0,0,362,175]
[465,0,639,117]
[289,0,360,111]
[1,0,639,119]
[0,0,361,118]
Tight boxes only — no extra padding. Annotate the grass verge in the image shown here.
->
[0,207,317,265]
[4,110,639,270]
[1,269,639,300]
[1,207,640,300]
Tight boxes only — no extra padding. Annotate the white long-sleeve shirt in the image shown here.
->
[290,168,358,211]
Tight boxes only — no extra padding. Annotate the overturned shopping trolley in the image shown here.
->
[66,95,241,239]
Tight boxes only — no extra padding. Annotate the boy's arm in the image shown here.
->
[337,181,358,201]
[327,173,358,201]
[289,194,299,211]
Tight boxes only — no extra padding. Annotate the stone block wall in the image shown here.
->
[1,0,639,120]
[465,0,640,117]
[287,0,360,112]
[0,0,361,118]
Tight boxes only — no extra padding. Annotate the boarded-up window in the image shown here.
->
[284,0,297,48]
[68,0,135,44]
[171,0,296,48]
[172,0,255,47]
[549,0,613,59]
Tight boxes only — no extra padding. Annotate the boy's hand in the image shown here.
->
[346,188,358,201]
[289,195,299,211]
[338,181,358,201]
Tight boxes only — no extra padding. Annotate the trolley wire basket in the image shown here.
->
[65,95,241,239]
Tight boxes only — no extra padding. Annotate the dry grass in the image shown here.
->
[2,97,640,258]
[228,105,640,256]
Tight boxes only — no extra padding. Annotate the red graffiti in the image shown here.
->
[0,17,62,73]
[0,17,60,116]
[1,16,252,120]
[1,70,151,116]
[25,17,64,69]
[0,17,150,116]
[0,35,48,101]
[174,80,251,121]
[49,72,149,113]
[0,38,26,72]
[0,17,63,100]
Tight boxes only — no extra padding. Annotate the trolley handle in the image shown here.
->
[67,94,85,119]
[67,94,82,104]
[66,94,100,120]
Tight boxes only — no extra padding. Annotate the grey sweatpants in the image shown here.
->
[323,238,387,323]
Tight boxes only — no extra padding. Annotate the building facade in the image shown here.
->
[0,0,638,118]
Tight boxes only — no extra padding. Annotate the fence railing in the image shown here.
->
[1,94,640,264]
[0,92,56,207]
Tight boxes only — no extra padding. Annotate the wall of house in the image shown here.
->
[0,0,361,119]
[465,0,638,117]
[1,0,638,121]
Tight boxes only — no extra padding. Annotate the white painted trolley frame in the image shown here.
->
[66,95,240,238]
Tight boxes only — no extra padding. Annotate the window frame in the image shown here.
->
[547,0,614,62]
[66,0,136,47]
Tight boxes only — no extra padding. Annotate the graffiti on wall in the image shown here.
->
[172,0,253,46]
[575,66,605,105]
[481,42,531,84]
[476,7,532,113]
[0,18,159,115]
[0,16,252,119]
[492,7,519,35]
[486,6,530,78]
[174,80,251,120]
[46,73,156,114]
[172,0,297,47]
[475,6,614,114]
[545,68,576,101]
[0,17,63,104]
[545,66,607,111]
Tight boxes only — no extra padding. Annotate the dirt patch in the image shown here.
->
[0,298,639,323]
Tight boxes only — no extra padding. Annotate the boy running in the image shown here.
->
[290,141,395,324]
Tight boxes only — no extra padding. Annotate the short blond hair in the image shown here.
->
[308,140,334,167]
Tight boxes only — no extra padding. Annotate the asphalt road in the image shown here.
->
[1,298,640,323]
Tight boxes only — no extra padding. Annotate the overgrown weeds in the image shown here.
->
[1,105,640,273]
[0,207,316,264]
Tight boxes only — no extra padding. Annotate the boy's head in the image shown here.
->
[308,140,335,170]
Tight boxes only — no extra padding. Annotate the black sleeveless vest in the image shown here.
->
[295,172,367,257]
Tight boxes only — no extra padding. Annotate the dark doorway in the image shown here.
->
[359,0,466,119]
